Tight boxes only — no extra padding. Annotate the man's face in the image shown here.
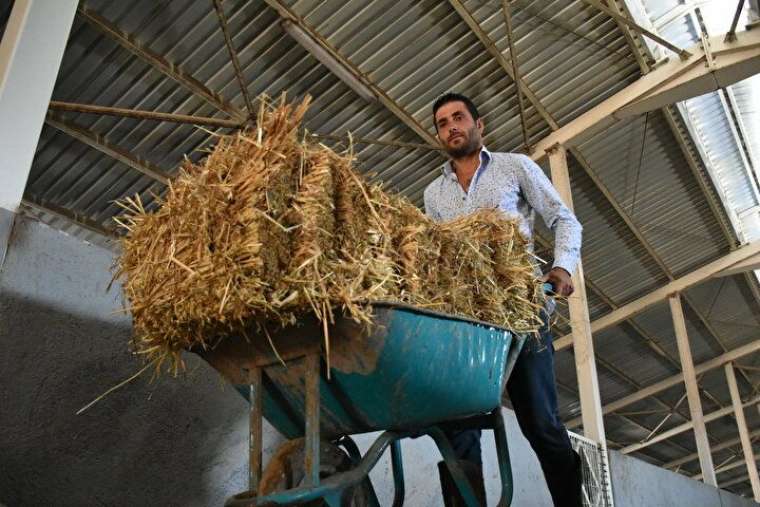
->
[434,101,484,159]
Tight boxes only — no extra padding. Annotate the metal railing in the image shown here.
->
[570,431,614,507]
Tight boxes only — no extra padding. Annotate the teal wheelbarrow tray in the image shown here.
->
[196,302,526,506]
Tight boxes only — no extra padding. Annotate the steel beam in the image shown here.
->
[567,340,760,429]
[530,28,760,160]
[695,452,760,479]
[447,0,559,130]
[722,472,756,489]
[670,293,716,485]
[725,362,760,500]
[500,0,530,150]
[263,0,437,146]
[607,0,651,73]
[212,0,255,119]
[45,116,171,184]
[665,428,760,470]
[77,6,243,122]
[308,132,439,151]
[47,102,434,151]
[555,242,760,350]
[20,196,118,239]
[549,145,606,443]
[621,394,760,455]
[726,0,748,43]
[48,101,242,128]
[581,0,691,59]
[715,252,760,277]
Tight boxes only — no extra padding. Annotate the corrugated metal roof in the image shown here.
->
[594,323,675,387]
[568,155,671,303]
[578,110,729,277]
[731,73,760,198]
[632,300,720,365]
[685,275,760,352]
[640,0,760,251]
[9,0,760,487]
[616,2,760,491]
[683,92,759,215]
[644,0,681,22]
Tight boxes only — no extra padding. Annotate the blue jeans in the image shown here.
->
[446,319,582,506]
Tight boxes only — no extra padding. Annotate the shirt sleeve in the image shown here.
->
[515,154,583,275]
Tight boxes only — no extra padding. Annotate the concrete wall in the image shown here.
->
[609,450,757,507]
[0,212,284,506]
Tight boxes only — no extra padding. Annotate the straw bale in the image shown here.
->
[115,96,544,374]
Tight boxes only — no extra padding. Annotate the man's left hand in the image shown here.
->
[542,267,574,297]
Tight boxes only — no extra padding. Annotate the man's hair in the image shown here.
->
[432,93,480,129]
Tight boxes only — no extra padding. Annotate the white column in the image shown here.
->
[669,293,717,485]
[0,0,78,211]
[548,144,606,443]
[725,362,760,501]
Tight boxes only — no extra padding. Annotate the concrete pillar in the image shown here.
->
[669,293,716,486]
[725,362,760,501]
[0,0,78,212]
[547,144,606,443]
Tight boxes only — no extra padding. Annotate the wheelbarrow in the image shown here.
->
[195,302,527,506]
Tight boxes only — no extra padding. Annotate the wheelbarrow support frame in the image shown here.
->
[227,351,514,506]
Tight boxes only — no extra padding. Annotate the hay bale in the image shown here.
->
[114,96,544,374]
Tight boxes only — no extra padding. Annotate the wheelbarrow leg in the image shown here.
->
[390,440,405,507]
[304,353,321,487]
[428,427,482,507]
[491,409,513,507]
[247,366,263,495]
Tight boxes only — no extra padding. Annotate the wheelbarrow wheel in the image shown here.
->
[260,438,371,506]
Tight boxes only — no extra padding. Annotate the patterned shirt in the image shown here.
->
[423,147,582,276]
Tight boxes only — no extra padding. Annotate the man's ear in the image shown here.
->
[477,118,485,134]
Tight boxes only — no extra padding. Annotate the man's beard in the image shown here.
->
[445,127,481,159]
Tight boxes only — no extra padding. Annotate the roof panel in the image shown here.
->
[579,110,731,277]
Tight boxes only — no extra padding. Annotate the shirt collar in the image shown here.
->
[441,146,492,180]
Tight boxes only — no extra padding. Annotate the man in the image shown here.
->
[424,93,583,507]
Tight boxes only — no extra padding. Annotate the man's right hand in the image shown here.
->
[542,267,574,297]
